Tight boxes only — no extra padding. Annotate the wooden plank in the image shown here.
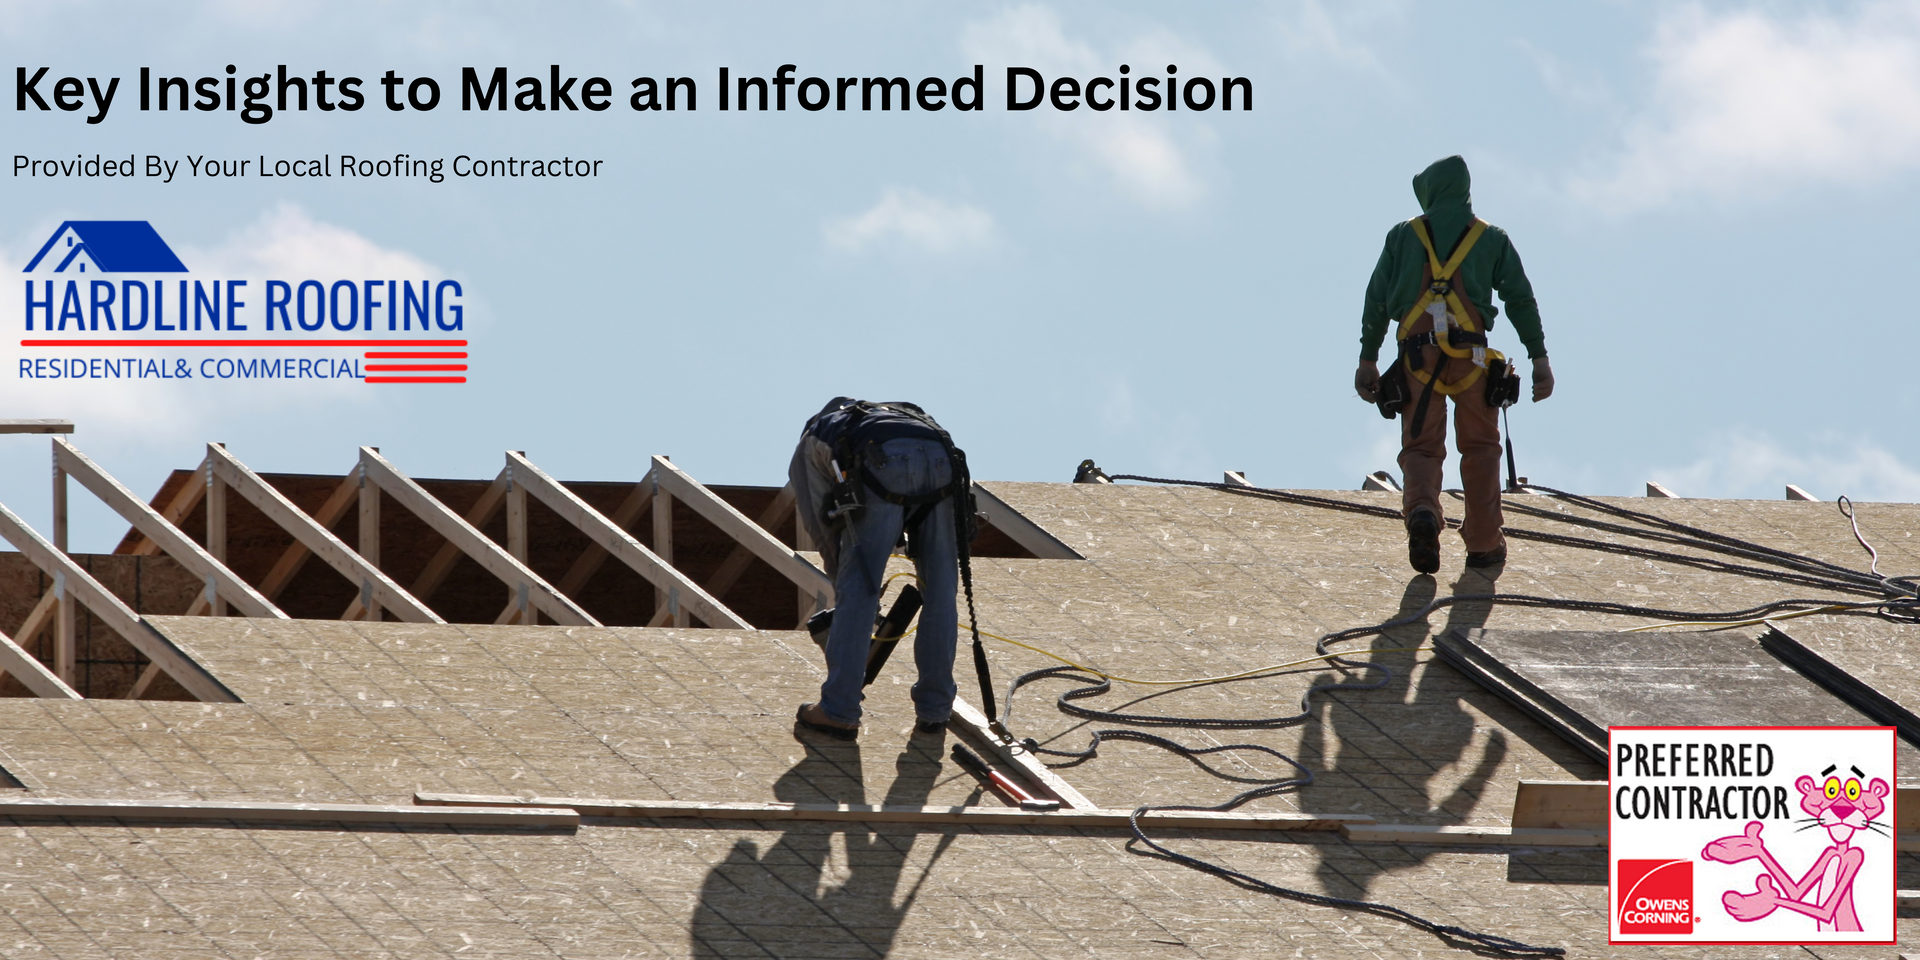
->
[358,461,382,621]
[55,440,285,620]
[1512,780,1606,829]
[0,419,74,434]
[206,445,443,624]
[346,467,510,622]
[358,448,598,627]
[705,486,796,601]
[54,579,75,684]
[507,453,749,630]
[650,455,833,604]
[0,500,238,703]
[258,473,358,602]
[0,623,80,699]
[401,467,510,610]
[554,478,651,596]
[506,466,528,563]
[971,483,1082,560]
[653,476,679,626]
[414,793,1366,832]
[1341,823,1607,847]
[11,589,57,650]
[124,661,162,699]
[51,460,67,553]
[130,460,209,556]
[0,797,577,828]
[949,696,1098,811]
[504,467,529,625]
[206,461,227,617]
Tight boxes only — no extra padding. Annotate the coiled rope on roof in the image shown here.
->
[980,470,1920,958]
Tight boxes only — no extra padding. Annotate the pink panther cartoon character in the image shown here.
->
[1700,765,1889,932]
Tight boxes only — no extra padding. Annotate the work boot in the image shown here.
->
[1406,508,1441,574]
[1465,543,1507,569]
[795,703,858,741]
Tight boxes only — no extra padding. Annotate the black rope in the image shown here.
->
[950,449,995,722]
[991,470,1920,957]
[1112,472,1910,600]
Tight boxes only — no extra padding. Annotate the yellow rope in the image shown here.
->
[1617,603,1853,633]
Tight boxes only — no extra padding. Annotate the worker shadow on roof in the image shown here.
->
[1308,570,1505,899]
[688,735,969,959]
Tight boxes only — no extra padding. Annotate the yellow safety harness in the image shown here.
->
[1395,217,1504,395]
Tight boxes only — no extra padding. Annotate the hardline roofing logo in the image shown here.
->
[17,218,469,385]
[22,220,188,274]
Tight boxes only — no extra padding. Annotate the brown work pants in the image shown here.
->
[1399,351,1505,554]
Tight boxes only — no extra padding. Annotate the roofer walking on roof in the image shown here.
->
[788,398,977,741]
[1354,156,1554,574]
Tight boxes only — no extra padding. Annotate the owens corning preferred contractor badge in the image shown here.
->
[1608,726,1896,946]
[18,221,469,385]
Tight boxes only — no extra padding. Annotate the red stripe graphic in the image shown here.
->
[363,352,468,359]
[364,364,468,372]
[21,339,468,348]
[366,376,467,384]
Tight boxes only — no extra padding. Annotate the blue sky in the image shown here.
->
[5,1,1919,550]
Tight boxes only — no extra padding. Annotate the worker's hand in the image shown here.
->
[1531,357,1555,402]
[1355,360,1380,403]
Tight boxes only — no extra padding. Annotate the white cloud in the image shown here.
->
[1652,431,1920,503]
[1270,0,1404,74]
[961,5,1213,209]
[1579,2,1920,210]
[0,206,441,443]
[193,203,440,280]
[823,187,994,254]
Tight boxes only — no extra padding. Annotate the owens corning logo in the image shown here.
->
[18,218,468,384]
[22,220,188,274]
[1617,859,1693,934]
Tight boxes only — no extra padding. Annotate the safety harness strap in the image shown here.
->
[1395,217,1501,397]
[1411,217,1486,282]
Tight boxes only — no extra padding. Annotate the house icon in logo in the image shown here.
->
[22,221,188,274]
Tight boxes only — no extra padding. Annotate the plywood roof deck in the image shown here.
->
[1,478,1917,957]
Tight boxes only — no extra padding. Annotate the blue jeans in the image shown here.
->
[816,438,958,726]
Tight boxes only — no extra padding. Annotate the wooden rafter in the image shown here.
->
[206,444,444,624]
[0,622,80,699]
[257,473,359,602]
[0,499,238,702]
[649,456,833,607]
[356,448,598,627]
[55,440,285,620]
[505,452,749,630]
[129,460,210,556]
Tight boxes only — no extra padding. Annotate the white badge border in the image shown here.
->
[1607,724,1898,946]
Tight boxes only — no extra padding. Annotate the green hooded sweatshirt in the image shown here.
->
[1359,156,1545,362]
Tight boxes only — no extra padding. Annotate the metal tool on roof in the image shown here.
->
[949,743,1059,811]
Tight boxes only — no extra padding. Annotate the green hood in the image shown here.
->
[1412,155,1474,259]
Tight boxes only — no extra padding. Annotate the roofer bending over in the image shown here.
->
[1354,155,1554,574]
[789,398,973,741]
